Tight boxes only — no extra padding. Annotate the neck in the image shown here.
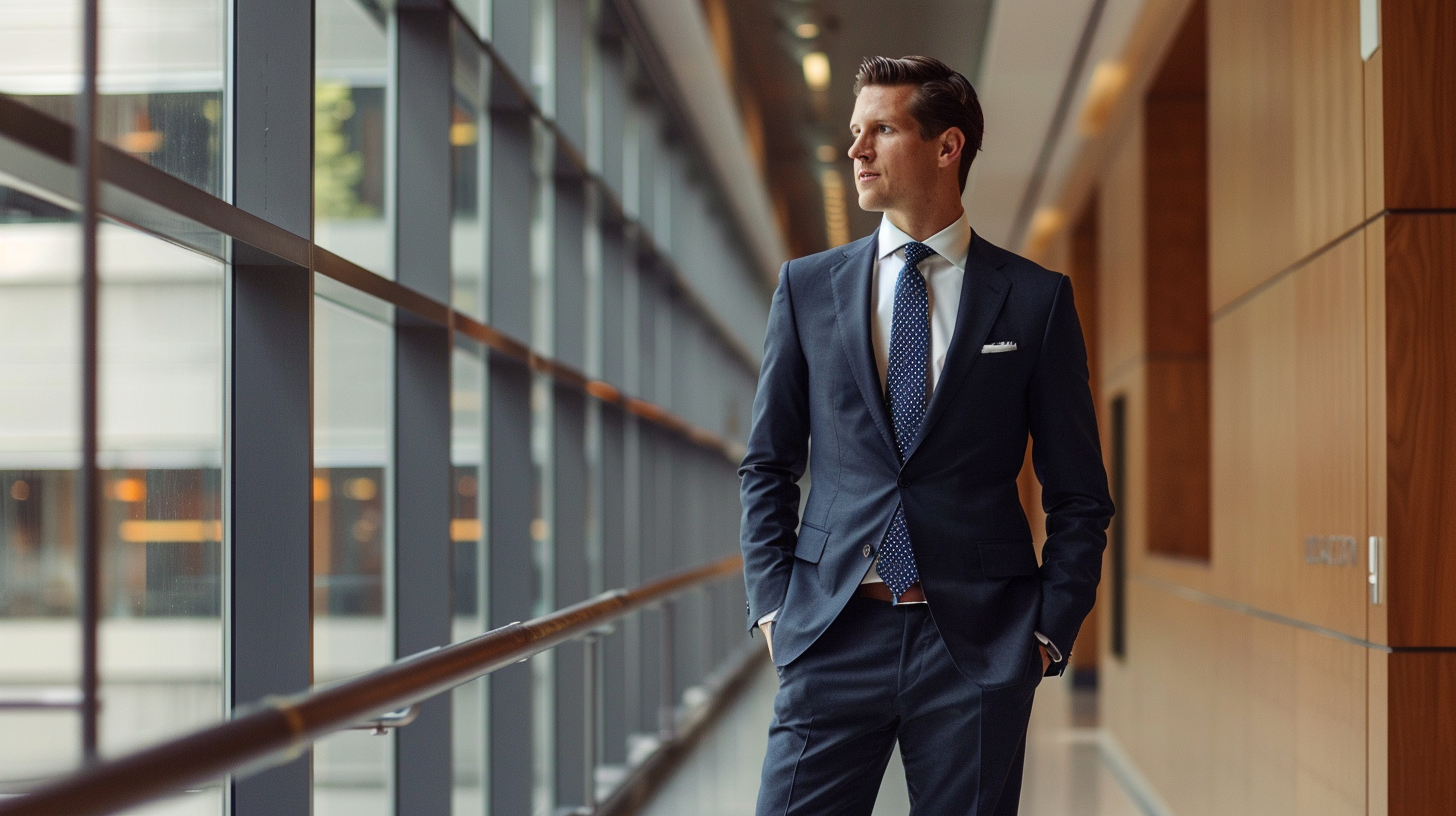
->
[885,197,965,242]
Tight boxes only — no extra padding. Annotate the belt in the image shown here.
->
[855,581,926,604]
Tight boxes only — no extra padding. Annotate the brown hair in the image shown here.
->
[853,56,983,192]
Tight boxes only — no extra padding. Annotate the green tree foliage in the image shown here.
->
[314,82,374,219]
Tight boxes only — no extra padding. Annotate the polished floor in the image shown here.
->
[640,653,1165,816]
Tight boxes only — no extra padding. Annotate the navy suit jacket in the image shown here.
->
[739,229,1114,687]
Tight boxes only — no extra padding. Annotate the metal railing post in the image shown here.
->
[583,634,597,811]
[657,601,675,741]
[581,626,606,811]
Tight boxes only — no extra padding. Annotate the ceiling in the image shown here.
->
[708,0,1156,256]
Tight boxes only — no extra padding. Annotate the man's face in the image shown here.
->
[847,84,945,215]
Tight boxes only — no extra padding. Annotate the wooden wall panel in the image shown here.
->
[1292,234,1368,638]
[1381,0,1456,209]
[1209,274,1298,610]
[1203,234,1368,637]
[1099,116,1145,379]
[1384,213,1456,647]
[1293,630,1367,815]
[1208,0,1296,309]
[1365,219,1388,646]
[1105,583,1367,816]
[1144,0,1209,360]
[1291,0,1364,253]
[1208,0,1366,311]
[1368,650,1388,816]
[1389,652,1456,812]
[1145,359,1210,559]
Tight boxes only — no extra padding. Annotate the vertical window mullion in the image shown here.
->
[227,0,315,813]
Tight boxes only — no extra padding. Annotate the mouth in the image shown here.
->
[856,170,881,185]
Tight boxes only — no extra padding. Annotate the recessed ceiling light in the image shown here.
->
[816,144,838,163]
[802,52,831,92]
[796,22,820,39]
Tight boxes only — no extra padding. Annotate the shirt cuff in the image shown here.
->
[1034,631,1064,663]
[757,609,779,627]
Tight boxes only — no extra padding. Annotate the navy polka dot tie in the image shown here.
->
[878,241,933,600]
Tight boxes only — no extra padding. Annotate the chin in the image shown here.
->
[856,191,885,213]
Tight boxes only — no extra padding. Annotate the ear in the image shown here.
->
[938,127,965,170]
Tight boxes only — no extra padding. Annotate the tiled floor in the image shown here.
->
[640,654,1155,816]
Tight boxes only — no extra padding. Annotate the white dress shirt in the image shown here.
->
[759,211,1061,663]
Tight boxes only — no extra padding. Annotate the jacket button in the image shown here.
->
[897,476,910,488]
[862,544,873,558]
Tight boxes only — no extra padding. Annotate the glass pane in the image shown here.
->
[98,221,225,815]
[451,340,485,812]
[0,0,227,196]
[312,294,392,816]
[0,179,82,789]
[451,23,488,320]
[454,0,485,39]
[315,0,391,278]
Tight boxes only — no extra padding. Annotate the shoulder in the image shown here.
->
[783,234,874,281]
[972,232,1067,300]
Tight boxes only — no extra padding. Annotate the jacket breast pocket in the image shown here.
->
[794,522,829,564]
[974,540,1039,577]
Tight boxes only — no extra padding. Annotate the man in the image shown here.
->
[740,56,1113,815]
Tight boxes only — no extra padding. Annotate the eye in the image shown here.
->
[878,124,893,134]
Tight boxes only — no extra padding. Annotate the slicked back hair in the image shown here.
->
[853,55,983,192]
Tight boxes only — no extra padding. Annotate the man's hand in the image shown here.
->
[760,621,775,661]
[1039,643,1051,674]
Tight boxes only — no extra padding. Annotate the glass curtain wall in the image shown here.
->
[312,290,395,816]
[450,340,487,813]
[316,0,392,277]
[0,0,226,195]
[0,178,83,793]
[0,0,765,813]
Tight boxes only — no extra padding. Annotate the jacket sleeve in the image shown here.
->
[1028,275,1114,668]
[739,263,811,632]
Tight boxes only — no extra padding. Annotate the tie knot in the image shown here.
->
[902,242,934,269]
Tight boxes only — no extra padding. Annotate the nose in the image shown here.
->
[848,133,870,163]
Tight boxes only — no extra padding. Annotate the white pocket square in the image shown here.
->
[981,341,1017,353]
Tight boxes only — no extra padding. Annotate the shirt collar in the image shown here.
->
[876,210,972,271]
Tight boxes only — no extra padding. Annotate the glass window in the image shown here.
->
[450,339,486,812]
[312,292,393,816]
[453,0,486,48]
[0,191,226,806]
[452,24,489,320]
[315,0,391,277]
[0,0,227,196]
[0,178,82,787]
[97,221,226,814]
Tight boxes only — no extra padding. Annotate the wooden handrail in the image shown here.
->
[0,554,744,816]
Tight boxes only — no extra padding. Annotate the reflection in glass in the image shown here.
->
[0,191,226,810]
[315,0,391,278]
[97,222,226,816]
[0,0,226,195]
[0,181,82,790]
[452,23,489,320]
[312,295,392,816]
[451,341,486,811]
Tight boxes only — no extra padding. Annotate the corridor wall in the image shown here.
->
[1030,0,1456,812]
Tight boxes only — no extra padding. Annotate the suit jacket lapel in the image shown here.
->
[829,232,899,459]
[903,232,1011,464]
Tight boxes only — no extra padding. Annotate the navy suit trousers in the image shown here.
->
[756,596,1040,816]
